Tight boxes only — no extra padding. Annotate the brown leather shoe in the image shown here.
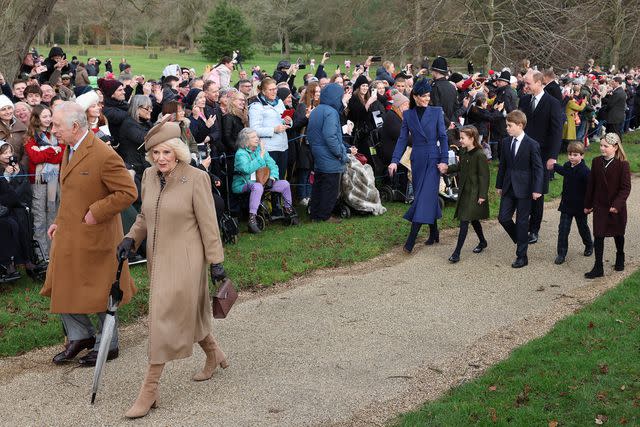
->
[78,348,119,367]
[52,337,96,364]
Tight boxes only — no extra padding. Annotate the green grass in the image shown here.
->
[393,269,640,426]
[3,117,640,356]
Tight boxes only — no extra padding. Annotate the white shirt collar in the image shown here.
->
[513,132,525,143]
[533,91,544,104]
[71,130,90,152]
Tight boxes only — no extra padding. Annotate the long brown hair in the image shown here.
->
[459,125,482,150]
[27,104,52,138]
[302,82,320,109]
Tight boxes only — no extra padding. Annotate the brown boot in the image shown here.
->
[192,334,229,381]
[124,363,165,418]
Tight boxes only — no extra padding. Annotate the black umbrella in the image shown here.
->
[90,257,125,404]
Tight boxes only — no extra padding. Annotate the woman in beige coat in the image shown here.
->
[117,121,228,419]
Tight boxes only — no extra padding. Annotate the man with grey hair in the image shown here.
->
[40,101,138,366]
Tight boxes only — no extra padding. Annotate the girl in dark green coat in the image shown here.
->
[443,126,490,263]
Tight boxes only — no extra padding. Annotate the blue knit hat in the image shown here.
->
[413,78,432,95]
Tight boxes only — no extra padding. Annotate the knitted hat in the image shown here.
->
[497,70,511,83]
[276,87,291,101]
[449,72,464,84]
[97,78,123,99]
[353,74,369,91]
[144,121,182,151]
[0,95,13,110]
[391,92,409,107]
[431,56,448,74]
[413,78,432,95]
[75,90,100,111]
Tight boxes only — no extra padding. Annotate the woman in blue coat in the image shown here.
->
[388,79,449,252]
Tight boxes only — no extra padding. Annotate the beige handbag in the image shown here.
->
[399,147,412,181]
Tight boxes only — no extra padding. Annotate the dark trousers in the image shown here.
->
[557,212,593,257]
[606,122,622,138]
[268,150,289,180]
[498,189,531,258]
[310,172,341,221]
[593,235,625,266]
[452,220,486,255]
[529,194,544,234]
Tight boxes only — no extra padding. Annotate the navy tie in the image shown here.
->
[511,137,517,159]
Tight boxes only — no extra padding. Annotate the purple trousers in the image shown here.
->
[242,180,292,214]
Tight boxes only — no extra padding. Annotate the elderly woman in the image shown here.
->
[117,121,227,419]
[248,77,291,180]
[13,102,32,126]
[233,128,297,233]
[0,95,28,169]
[118,95,153,177]
[388,79,449,253]
[75,90,114,146]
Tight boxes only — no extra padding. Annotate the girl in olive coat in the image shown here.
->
[444,125,490,263]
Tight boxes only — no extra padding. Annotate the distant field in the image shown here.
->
[36,45,470,84]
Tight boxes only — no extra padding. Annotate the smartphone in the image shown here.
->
[371,56,382,62]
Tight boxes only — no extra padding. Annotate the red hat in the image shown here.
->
[98,78,123,99]
[488,69,495,75]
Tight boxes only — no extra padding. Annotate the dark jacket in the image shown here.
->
[602,86,627,124]
[584,156,631,237]
[544,81,563,103]
[380,109,406,166]
[204,101,223,152]
[466,105,503,142]
[492,85,518,141]
[553,160,590,216]
[221,113,244,154]
[307,84,349,173]
[117,117,152,176]
[447,147,489,221]
[430,77,457,126]
[496,134,543,199]
[292,102,314,170]
[103,98,130,144]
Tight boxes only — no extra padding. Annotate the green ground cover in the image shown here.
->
[394,269,640,426]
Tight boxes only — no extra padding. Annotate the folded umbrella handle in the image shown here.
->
[108,257,125,309]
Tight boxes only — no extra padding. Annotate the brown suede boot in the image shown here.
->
[124,363,165,418]
[192,334,229,381]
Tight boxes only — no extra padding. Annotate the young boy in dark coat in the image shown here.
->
[495,110,544,268]
[550,142,593,264]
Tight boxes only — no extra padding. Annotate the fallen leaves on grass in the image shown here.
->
[515,384,531,407]
[549,421,559,427]
[594,414,608,424]
[488,385,497,391]
[599,364,609,374]
[619,417,628,424]
[596,391,608,401]
[589,321,595,329]
[488,407,497,422]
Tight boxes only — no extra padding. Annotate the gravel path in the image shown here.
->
[1,177,638,426]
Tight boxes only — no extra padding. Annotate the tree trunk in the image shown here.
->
[609,0,624,67]
[413,0,422,60]
[78,23,85,46]
[0,0,58,80]
[484,0,495,71]
[65,16,71,46]
[283,28,290,56]
[105,28,111,47]
[188,33,194,51]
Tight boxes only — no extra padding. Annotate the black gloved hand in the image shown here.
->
[116,237,135,261]
[210,263,226,282]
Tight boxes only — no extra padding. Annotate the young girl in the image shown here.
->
[584,132,631,278]
[24,105,64,260]
[443,125,489,263]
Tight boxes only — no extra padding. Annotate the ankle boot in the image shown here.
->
[248,214,261,234]
[193,334,229,381]
[124,363,165,419]
[615,252,625,271]
[425,225,439,245]
[584,263,604,279]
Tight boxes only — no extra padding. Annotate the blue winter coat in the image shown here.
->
[375,67,395,86]
[391,106,449,224]
[307,84,349,173]
[553,159,590,216]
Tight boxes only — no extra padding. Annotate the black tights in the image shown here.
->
[593,235,625,265]
[405,221,438,251]
[452,220,486,256]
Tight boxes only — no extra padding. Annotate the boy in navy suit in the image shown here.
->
[548,142,593,264]
[495,110,544,268]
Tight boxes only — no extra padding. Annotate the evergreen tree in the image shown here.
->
[199,1,253,62]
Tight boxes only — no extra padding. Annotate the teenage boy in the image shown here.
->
[549,142,593,264]
[495,110,544,268]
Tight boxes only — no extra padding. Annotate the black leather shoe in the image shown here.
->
[614,253,625,271]
[511,257,528,268]
[425,232,440,245]
[448,253,460,263]
[583,246,593,257]
[528,233,538,244]
[472,241,488,253]
[554,255,565,265]
[78,348,119,366]
[584,265,604,279]
[52,337,96,364]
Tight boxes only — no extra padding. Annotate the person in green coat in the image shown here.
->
[442,126,490,263]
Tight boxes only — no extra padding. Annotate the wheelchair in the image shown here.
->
[243,186,299,232]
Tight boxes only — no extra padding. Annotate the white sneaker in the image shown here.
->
[300,198,310,206]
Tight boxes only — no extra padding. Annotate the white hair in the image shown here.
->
[145,138,191,164]
[54,101,88,130]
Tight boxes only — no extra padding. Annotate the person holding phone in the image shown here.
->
[347,75,385,164]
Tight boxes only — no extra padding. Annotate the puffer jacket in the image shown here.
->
[231,146,279,193]
[307,83,349,173]
[248,95,288,152]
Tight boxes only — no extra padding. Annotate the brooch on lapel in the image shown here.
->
[180,176,188,184]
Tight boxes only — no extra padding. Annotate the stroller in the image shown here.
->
[333,154,387,219]
[0,205,48,283]
[438,145,460,210]
[214,153,240,245]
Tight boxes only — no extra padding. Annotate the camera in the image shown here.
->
[8,155,17,167]
[370,56,382,62]
[295,58,306,70]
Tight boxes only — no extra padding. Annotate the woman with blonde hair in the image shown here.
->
[117,121,228,418]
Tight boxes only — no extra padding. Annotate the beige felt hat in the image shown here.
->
[143,121,182,151]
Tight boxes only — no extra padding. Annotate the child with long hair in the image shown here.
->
[584,132,631,278]
[441,125,489,262]
[24,104,64,259]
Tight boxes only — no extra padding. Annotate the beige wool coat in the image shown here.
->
[127,161,224,364]
[40,131,138,313]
